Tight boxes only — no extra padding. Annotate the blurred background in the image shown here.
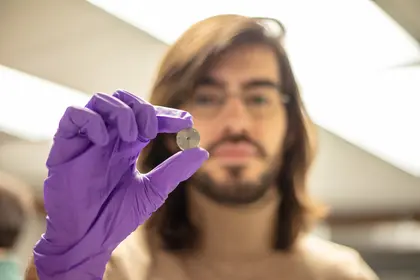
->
[0,0,419,279]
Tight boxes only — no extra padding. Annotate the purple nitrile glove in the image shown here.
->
[33,90,208,280]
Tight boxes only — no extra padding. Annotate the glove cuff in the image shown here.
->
[34,236,112,280]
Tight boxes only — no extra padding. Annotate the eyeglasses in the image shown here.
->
[253,17,286,42]
[185,88,289,121]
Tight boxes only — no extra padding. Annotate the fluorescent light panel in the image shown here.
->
[303,66,420,176]
[0,65,90,141]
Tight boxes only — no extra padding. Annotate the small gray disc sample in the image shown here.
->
[176,128,200,150]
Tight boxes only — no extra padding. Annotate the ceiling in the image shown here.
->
[0,0,419,216]
[375,0,420,65]
[375,0,420,41]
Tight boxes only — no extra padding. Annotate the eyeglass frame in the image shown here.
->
[184,86,291,121]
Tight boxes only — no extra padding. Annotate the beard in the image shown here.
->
[186,132,283,206]
[190,161,279,206]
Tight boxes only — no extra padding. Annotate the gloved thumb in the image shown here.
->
[145,148,209,195]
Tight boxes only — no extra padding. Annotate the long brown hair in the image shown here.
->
[138,14,326,252]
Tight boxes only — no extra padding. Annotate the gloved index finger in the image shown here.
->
[155,106,194,133]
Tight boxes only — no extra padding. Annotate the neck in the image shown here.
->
[188,186,280,261]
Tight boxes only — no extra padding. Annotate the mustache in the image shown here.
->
[206,134,267,157]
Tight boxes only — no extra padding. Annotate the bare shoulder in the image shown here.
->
[296,235,379,280]
[107,226,152,280]
[108,227,186,280]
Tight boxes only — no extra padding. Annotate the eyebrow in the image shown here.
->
[196,76,281,91]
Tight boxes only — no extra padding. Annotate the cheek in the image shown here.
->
[259,117,288,156]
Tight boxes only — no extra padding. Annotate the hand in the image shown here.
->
[33,90,208,279]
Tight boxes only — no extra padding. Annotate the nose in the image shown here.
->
[219,97,252,133]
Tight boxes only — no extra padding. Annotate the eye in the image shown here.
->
[245,93,271,106]
[192,91,222,106]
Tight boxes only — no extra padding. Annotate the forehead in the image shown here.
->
[205,44,280,85]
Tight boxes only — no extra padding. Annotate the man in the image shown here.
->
[26,15,378,280]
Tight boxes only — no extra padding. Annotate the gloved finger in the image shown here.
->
[114,89,193,135]
[112,90,158,141]
[48,106,109,167]
[86,93,138,142]
[55,106,109,145]
[144,147,209,196]
[155,106,194,133]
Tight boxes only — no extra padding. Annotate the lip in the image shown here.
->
[211,143,258,158]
